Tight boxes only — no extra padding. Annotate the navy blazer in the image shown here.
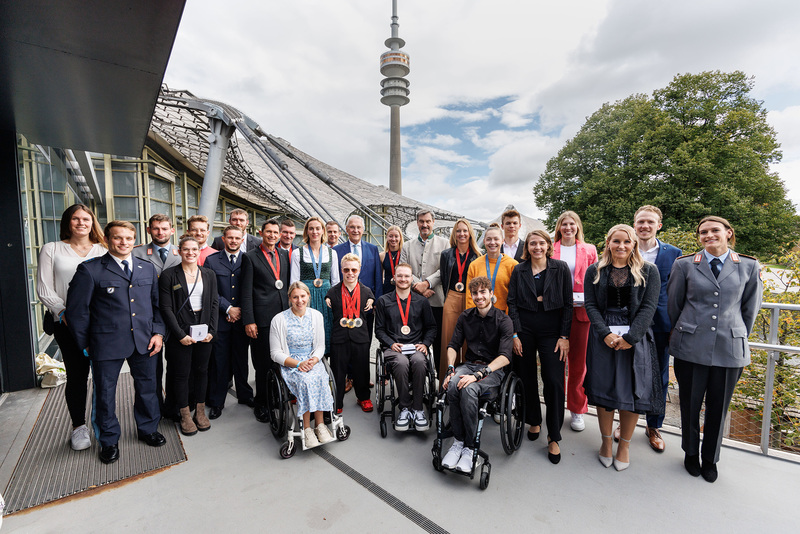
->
[650,239,683,333]
[333,240,383,298]
[66,253,165,360]
[204,250,245,332]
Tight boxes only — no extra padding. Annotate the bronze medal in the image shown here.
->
[455,282,465,292]
[340,318,349,328]
[391,277,395,285]
[401,325,411,335]
[313,278,323,288]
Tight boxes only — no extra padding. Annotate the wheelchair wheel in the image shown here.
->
[479,464,490,490]
[379,416,388,438]
[323,357,338,406]
[375,349,386,413]
[500,373,525,455]
[267,368,289,439]
[423,355,437,420]
[279,441,296,459]
[336,425,351,441]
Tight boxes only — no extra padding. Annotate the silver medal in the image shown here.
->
[275,280,284,289]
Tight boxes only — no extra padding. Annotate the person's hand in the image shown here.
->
[179,335,194,346]
[228,307,241,322]
[245,323,258,339]
[298,357,317,372]
[616,339,632,350]
[513,337,523,356]
[604,333,621,349]
[423,289,434,298]
[364,298,374,311]
[203,334,213,343]
[325,298,332,309]
[148,334,164,355]
[413,281,429,294]
[555,338,569,361]
[61,316,68,327]
[457,373,477,389]
[415,344,428,355]
[390,342,403,353]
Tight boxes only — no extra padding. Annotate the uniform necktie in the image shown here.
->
[158,247,167,264]
[121,259,131,279]
[230,253,236,266]
[710,258,722,279]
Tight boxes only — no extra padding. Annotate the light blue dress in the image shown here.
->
[279,309,334,415]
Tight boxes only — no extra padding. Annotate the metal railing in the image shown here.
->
[746,302,800,456]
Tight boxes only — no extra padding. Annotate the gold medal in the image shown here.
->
[400,325,411,335]
[347,319,355,329]
[313,278,323,288]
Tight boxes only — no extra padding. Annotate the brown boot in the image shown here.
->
[179,406,197,436]
[194,403,211,431]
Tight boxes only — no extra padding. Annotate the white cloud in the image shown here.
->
[415,133,461,147]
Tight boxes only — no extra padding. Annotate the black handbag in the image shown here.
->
[43,310,56,335]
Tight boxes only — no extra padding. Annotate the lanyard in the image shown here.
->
[260,245,280,280]
[342,284,361,319]
[388,250,400,278]
[396,292,411,327]
[485,254,501,292]
[455,250,467,283]
[308,245,322,279]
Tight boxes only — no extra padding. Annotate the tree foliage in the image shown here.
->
[534,71,799,257]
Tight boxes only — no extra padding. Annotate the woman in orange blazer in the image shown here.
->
[552,211,598,432]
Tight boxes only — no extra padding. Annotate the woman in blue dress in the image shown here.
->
[270,281,335,448]
[290,217,339,353]
[379,225,404,296]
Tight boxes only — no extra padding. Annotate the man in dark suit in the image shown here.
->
[66,221,167,464]
[204,225,255,419]
[132,213,180,416]
[613,205,682,451]
[241,218,289,423]
[500,208,525,262]
[211,208,261,252]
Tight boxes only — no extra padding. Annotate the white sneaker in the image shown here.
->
[442,440,464,469]
[570,412,585,432]
[413,410,429,431]
[304,427,320,448]
[395,408,411,431]
[456,447,474,473]
[315,424,334,444]
[70,424,91,451]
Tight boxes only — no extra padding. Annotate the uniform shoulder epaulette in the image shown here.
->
[733,252,758,261]
[676,253,696,260]
[133,243,145,248]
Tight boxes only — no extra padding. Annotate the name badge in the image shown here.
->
[173,284,182,290]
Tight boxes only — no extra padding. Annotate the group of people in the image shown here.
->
[37,202,761,483]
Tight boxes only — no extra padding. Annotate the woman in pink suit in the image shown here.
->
[552,211,598,432]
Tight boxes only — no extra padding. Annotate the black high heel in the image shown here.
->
[548,438,561,464]
[527,426,540,441]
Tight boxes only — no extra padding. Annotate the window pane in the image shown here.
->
[38,162,52,191]
[150,200,172,219]
[53,195,65,217]
[149,177,172,202]
[114,197,139,219]
[175,180,182,207]
[40,192,55,218]
[186,184,198,207]
[113,172,137,196]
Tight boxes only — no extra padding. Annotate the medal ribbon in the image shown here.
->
[309,245,322,280]
[485,254,501,293]
[261,245,281,281]
[388,250,400,278]
[341,284,361,320]
[455,251,467,285]
[396,292,411,328]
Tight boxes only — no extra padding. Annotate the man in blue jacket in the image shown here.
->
[334,215,382,330]
[614,205,682,452]
[66,221,167,464]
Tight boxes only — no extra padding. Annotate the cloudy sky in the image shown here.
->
[164,0,800,223]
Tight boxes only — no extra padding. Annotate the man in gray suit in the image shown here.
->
[400,210,449,375]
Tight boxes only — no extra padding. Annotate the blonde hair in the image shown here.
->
[340,252,361,266]
[553,211,586,243]
[288,281,311,298]
[594,224,646,287]
[448,218,481,256]
[383,225,405,252]
[302,216,326,244]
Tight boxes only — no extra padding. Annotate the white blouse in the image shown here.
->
[37,241,107,316]
[289,245,340,285]
[560,244,577,279]
[188,273,204,312]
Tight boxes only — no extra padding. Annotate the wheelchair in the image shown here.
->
[430,369,525,490]
[266,357,351,458]
[374,346,437,438]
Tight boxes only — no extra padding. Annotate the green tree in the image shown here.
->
[535,70,798,257]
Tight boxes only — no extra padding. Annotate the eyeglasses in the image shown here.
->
[342,268,359,273]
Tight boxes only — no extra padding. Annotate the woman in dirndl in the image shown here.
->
[583,224,661,471]
[290,216,339,353]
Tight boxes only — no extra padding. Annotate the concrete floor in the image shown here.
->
[1,379,798,533]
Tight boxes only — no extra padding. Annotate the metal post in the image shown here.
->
[760,307,780,455]
[389,105,402,195]
[198,114,235,229]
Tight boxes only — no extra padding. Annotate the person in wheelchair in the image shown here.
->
[270,281,335,448]
[375,263,437,431]
[441,276,514,472]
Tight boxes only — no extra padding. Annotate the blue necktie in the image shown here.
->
[230,253,236,266]
[353,243,360,257]
[121,259,131,279]
[710,258,722,279]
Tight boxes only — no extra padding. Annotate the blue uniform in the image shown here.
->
[66,253,165,447]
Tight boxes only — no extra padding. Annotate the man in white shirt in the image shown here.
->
[500,208,524,262]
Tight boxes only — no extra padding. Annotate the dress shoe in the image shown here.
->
[208,406,224,420]
[646,427,665,452]
[613,437,631,471]
[684,454,701,477]
[344,378,353,393]
[599,434,613,468]
[547,438,561,464]
[701,461,718,483]
[238,397,255,408]
[254,406,270,423]
[139,431,167,447]
[99,444,119,464]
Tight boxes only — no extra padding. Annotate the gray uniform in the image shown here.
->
[132,242,181,276]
